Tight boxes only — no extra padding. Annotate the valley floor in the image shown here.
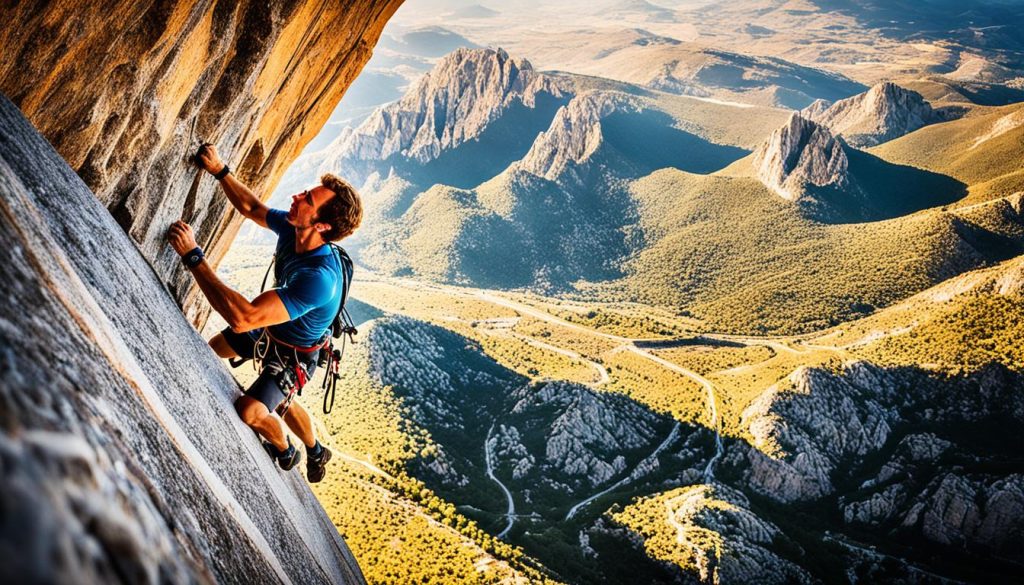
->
[209,244,1024,585]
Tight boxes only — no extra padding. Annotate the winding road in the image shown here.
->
[485,423,516,538]
[476,292,726,486]
[624,346,724,481]
[509,332,610,385]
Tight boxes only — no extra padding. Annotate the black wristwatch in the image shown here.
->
[182,246,204,269]
[213,165,231,181]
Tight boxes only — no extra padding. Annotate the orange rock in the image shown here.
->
[0,0,403,325]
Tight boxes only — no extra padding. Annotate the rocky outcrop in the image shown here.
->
[730,355,1024,564]
[327,47,563,179]
[738,362,900,502]
[510,381,661,487]
[912,474,1024,554]
[801,82,938,147]
[614,484,814,585]
[752,113,848,201]
[0,0,403,325]
[491,425,536,480]
[0,96,362,583]
[514,91,642,186]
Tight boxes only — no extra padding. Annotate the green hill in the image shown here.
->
[606,163,1023,333]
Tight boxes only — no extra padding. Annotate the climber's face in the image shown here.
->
[288,186,334,233]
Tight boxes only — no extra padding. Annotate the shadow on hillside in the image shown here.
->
[601,109,749,175]
[808,0,1024,52]
[389,92,570,189]
[345,297,386,327]
[360,306,1024,582]
[809,147,967,223]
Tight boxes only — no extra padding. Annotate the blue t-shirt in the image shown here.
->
[264,209,346,347]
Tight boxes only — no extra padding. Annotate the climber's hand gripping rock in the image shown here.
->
[167,220,198,256]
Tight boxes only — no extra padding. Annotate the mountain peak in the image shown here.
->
[334,47,557,170]
[753,113,849,201]
[801,82,936,147]
[515,91,640,184]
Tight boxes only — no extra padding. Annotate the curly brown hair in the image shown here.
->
[316,173,363,241]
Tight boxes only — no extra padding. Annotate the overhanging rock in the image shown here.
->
[0,95,364,583]
[0,0,404,327]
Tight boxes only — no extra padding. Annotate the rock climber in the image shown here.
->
[167,143,362,483]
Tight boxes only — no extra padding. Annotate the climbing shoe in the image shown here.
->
[262,438,302,471]
[306,443,332,483]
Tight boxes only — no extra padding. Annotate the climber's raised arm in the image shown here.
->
[195,144,269,228]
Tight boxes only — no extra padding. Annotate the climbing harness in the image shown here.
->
[230,244,357,415]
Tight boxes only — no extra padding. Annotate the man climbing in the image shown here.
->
[167,144,362,483]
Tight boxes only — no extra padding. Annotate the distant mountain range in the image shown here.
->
[286,46,1024,334]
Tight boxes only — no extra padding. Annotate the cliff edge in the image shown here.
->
[0,96,363,583]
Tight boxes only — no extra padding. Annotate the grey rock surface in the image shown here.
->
[511,381,662,489]
[0,96,364,584]
[801,82,938,147]
[752,113,849,201]
[514,91,642,186]
[326,47,564,185]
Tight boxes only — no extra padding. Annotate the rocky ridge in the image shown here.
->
[801,82,940,147]
[729,359,1024,559]
[752,113,849,201]
[325,47,564,184]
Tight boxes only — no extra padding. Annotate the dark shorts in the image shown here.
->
[222,328,318,413]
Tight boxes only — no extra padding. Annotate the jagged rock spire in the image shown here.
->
[753,113,848,201]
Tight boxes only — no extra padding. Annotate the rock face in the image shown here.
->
[0,97,363,583]
[325,47,563,185]
[730,358,1024,558]
[0,0,403,325]
[752,113,848,201]
[514,92,641,186]
[801,82,938,147]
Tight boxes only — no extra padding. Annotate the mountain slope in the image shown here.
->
[869,100,1024,202]
[615,163,1020,333]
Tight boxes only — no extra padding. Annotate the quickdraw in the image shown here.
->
[275,360,310,418]
[318,319,356,415]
